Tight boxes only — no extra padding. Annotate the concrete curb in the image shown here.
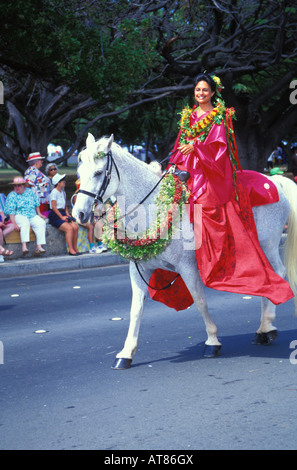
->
[0,234,288,279]
[0,251,128,279]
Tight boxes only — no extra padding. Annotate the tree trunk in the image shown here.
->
[235,121,266,171]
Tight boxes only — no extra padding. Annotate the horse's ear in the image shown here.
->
[86,133,95,148]
[107,134,114,151]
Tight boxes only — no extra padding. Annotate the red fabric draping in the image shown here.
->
[148,109,294,310]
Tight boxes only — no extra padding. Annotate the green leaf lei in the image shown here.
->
[102,173,189,261]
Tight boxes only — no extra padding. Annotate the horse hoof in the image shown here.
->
[203,344,222,358]
[111,358,133,370]
[253,330,278,346]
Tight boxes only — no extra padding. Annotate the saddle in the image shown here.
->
[170,167,279,207]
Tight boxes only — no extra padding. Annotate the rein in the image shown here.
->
[113,170,168,225]
[80,148,179,225]
[112,149,182,225]
[135,262,180,291]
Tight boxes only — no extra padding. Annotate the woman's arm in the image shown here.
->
[192,122,229,177]
[0,211,4,229]
[4,193,19,229]
[36,206,47,219]
[51,200,68,221]
[64,205,71,218]
[178,143,195,155]
[8,214,20,232]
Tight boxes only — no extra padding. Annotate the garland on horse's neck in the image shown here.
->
[102,172,189,261]
[178,98,242,193]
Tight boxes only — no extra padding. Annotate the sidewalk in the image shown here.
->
[0,234,288,280]
[0,251,128,279]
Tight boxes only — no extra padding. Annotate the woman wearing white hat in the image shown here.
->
[49,174,79,256]
[24,152,51,214]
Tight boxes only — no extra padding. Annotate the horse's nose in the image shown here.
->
[79,211,86,223]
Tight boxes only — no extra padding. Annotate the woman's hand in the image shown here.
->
[36,208,47,220]
[178,144,194,155]
[9,215,19,232]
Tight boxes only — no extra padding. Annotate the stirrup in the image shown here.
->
[175,170,190,183]
[169,164,190,183]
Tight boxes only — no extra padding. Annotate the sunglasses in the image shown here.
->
[49,168,57,172]
[13,184,24,188]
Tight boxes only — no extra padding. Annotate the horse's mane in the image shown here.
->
[106,138,159,176]
[82,135,159,178]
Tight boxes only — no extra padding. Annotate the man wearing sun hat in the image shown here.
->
[24,152,51,214]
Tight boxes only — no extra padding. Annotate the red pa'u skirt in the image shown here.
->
[148,181,294,310]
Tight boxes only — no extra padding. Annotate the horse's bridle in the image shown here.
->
[77,150,120,210]
[76,148,184,223]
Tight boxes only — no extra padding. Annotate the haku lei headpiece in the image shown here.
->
[211,74,224,100]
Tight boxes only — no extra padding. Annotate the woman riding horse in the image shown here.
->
[149,73,294,307]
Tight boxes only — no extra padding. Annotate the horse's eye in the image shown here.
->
[94,170,103,177]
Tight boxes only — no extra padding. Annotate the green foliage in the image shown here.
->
[1,0,297,170]
[99,17,158,103]
[0,0,158,101]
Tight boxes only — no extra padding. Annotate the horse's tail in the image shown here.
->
[273,175,297,312]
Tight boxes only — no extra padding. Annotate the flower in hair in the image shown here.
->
[211,75,224,93]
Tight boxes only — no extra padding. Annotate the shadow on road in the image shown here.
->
[0,304,14,312]
[131,329,297,368]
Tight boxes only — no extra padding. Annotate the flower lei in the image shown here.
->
[178,100,230,145]
[102,172,189,261]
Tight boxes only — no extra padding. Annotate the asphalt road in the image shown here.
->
[0,265,297,451]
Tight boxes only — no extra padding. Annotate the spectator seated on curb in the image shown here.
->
[94,196,117,253]
[4,177,47,256]
[0,193,14,261]
[48,173,80,256]
[71,179,107,254]
[0,210,14,262]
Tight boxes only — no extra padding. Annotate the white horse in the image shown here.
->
[73,134,297,369]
